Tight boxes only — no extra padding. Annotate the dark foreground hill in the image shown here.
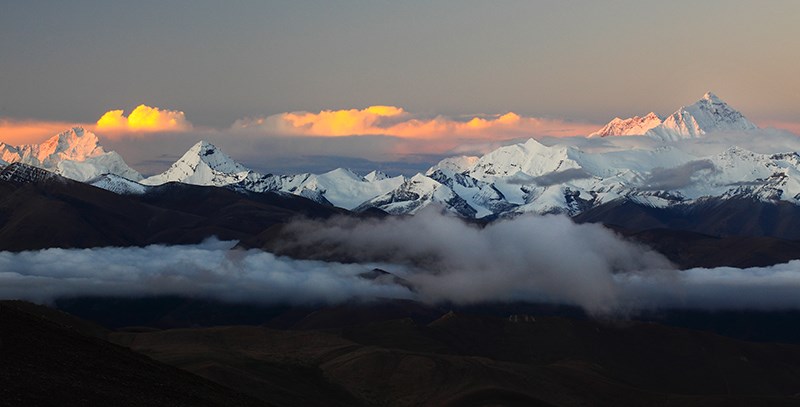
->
[7,299,800,407]
[0,301,268,407]
[88,303,800,406]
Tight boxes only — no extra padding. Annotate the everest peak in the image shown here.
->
[646,92,758,141]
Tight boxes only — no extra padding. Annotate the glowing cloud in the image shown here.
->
[233,106,597,140]
[758,120,800,136]
[96,104,192,133]
[0,119,92,146]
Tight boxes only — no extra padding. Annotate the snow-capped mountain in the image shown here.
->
[139,140,405,210]
[646,92,758,141]
[34,92,800,221]
[588,112,662,137]
[427,156,479,175]
[355,173,477,217]
[94,128,800,220]
[89,173,150,195]
[0,127,142,182]
[141,140,254,186]
[264,168,405,210]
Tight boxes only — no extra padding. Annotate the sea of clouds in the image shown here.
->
[4,210,800,315]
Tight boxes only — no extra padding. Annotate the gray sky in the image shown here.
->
[2,0,799,126]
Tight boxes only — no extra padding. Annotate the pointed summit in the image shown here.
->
[364,170,390,182]
[646,92,758,141]
[186,140,249,174]
[141,140,252,186]
[588,112,663,137]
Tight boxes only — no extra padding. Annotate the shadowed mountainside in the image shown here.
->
[7,298,800,406]
[0,301,269,407]
[110,304,800,407]
[0,169,343,251]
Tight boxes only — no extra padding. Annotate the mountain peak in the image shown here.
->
[0,126,142,182]
[141,141,251,186]
[187,140,219,156]
[365,170,390,182]
[184,140,246,171]
[36,126,103,164]
[646,92,757,141]
[322,168,363,181]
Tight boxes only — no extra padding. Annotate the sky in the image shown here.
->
[1,0,799,174]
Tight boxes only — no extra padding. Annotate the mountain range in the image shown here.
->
[1,92,793,221]
[6,93,800,406]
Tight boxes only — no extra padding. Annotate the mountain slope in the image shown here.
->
[355,173,477,217]
[588,112,662,137]
[0,300,267,407]
[265,168,405,210]
[105,303,800,407]
[0,166,343,251]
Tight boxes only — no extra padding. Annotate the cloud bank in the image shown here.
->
[641,160,718,191]
[0,238,412,306]
[96,104,192,134]
[276,210,673,314]
[4,212,800,314]
[233,105,597,140]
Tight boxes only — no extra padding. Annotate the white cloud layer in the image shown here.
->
[0,238,412,305]
[5,212,800,315]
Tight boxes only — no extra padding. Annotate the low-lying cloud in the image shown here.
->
[0,238,412,306]
[5,211,800,314]
[276,210,673,314]
[505,168,594,186]
[641,159,717,191]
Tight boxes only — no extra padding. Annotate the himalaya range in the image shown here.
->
[9,94,800,406]
[2,92,798,220]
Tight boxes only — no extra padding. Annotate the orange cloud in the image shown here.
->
[96,104,192,133]
[0,118,91,145]
[233,106,597,140]
[759,120,800,136]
